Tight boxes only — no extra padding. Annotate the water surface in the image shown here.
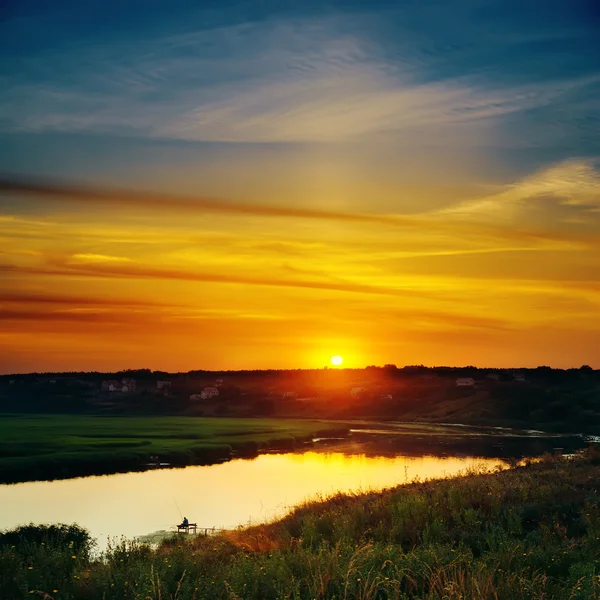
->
[0,451,505,550]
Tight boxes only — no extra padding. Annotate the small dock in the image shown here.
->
[176,524,220,536]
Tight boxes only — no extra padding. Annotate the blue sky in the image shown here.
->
[2,0,598,188]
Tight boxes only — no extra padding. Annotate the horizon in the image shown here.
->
[2,1,599,372]
[2,363,596,377]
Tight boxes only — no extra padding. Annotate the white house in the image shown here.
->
[102,378,135,393]
[456,378,476,387]
[200,387,220,400]
[282,391,297,399]
[189,394,203,401]
[101,380,120,392]
[351,387,366,397]
[157,380,171,390]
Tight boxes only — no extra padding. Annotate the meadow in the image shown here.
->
[2,449,600,599]
[0,415,346,483]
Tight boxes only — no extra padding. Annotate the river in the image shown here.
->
[0,427,588,551]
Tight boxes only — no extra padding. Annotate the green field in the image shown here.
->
[0,415,347,483]
[2,449,600,599]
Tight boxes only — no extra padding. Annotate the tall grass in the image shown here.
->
[2,448,600,599]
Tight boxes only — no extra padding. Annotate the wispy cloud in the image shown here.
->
[0,176,404,225]
[0,261,428,299]
[70,253,132,263]
[0,291,175,308]
[1,16,597,145]
[439,159,600,227]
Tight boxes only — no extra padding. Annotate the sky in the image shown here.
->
[1,0,599,373]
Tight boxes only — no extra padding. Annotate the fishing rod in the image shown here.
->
[173,497,183,521]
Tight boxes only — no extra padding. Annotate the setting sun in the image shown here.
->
[330,355,344,367]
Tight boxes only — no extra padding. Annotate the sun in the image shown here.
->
[330,355,344,367]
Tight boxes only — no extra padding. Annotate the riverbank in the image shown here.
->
[1,414,587,485]
[2,448,600,599]
[0,415,348,484]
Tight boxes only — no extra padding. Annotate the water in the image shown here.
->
[0,426,587,551]
[0,451,506,550]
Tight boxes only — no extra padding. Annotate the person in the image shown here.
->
[180,517,189,528]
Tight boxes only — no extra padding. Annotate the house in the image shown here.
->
[189,394,203,401]
[215,379,224,386]
[122,378,136,392]
[200,387,219,400]
[351,387,366,397]
[101,378,135,393]
[282,391,297,399]
[101,380,121,392]
[380,394,393,401]
[456,378,475,387]
[157,380,171,390]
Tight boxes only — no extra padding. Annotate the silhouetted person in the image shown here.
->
[180,517,189,528]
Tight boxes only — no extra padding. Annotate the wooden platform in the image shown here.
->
[176,524,220,535]
[177,523,197,534]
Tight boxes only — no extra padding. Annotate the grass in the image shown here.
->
[0,415,347,483]
[2,448,600,599]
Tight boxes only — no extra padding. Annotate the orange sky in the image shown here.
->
[3,3,600,373]
[1,158,599,373]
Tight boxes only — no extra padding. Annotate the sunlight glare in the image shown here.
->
[330,355,344,366]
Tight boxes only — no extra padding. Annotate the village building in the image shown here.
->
[122,378,136,392]
[456,377,476,387]
[101,378,136,393]
[199,387,219,400]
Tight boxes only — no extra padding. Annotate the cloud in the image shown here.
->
[438,159,600,227]
[0,262,397,297]
[0,291,177,308]
[158,67,598,144]
[4,173,598,245]
[1,16,597,146]
[70,253,132,263]
[0,176,404,226]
